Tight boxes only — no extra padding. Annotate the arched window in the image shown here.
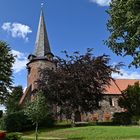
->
[28,67,31,74]
[109,97,115,107]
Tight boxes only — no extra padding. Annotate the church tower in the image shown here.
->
[27,9,55,88]
[20,9,55,104]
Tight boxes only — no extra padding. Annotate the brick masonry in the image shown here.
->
[27,59,55,91]
[81,95,123,122]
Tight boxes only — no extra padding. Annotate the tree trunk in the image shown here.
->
[71,112,75,127]
[35,122,38,140]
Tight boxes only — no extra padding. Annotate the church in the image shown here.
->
[19,9,140,122]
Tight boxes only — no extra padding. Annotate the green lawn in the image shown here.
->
[22,125,140,140]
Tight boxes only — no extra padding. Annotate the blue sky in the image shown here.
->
[0,0,140,90]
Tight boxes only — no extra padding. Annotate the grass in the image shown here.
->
[22,125,140,140]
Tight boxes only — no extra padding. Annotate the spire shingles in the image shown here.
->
[35,10,51,57]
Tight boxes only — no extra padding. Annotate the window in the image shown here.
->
[98,101,101,107]
[109,97,115,107]
[28,67,31,74]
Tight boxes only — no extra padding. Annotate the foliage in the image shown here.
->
[96,121,114,126]
[24,91,49,125]
[1,111,33,132]
[131,115,140,125]
[0,41,15,103]
[112,112,132,125]
[0,112,54,133]
[106,0,140,67]
[24,91,50,140]
[39,113,55,127]
[5,86,23,114]
[38,49,121,121]
[118,82,140,116]
[5,132,21,140]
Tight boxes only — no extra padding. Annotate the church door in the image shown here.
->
[74,111,81,122]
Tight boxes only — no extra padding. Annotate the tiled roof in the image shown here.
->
[20,79,140,104]
[105,79,140,95]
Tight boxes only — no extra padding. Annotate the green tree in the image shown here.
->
[39,49,121,122]
[5,86,23,114]
[0,41,15,103]
[118,82,140,117]
[106,0,140,67]
[24,91,49,140]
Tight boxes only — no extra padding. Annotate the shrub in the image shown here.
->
[112,112,132,125]
[96,121,114,126]
[131,116,140,125]
[1,111,55,132]
[73,122,89,127]
[0,118,5,130]
[1,111,33,132]
[5,132,21,140]
[39,113,56,127]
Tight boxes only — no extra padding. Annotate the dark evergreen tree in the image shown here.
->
[5,86,23,114]
[0,41,15,103]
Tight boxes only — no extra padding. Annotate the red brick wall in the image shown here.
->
[27,60,56,90]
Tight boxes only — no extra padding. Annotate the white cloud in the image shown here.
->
[112,69,140,79]
[12,50,28,73]
[90,0,111,6]
[1,22,32,41]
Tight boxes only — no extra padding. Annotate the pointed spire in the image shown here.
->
[35,9,52,57]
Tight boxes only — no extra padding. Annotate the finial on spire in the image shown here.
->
[41,2,44,8]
